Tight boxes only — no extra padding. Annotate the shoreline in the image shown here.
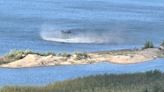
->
[0,46,164,68]
[0,59,155,69]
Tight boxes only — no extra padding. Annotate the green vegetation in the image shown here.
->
[0,50,57,65]
[1,70,164,92]
[143,41,154,49]
[58,53,71,58]
[0,50,33,64]
[75,53,89,60]
[6,49,33,59]
[6,49,57,57]
[160,41,164,47]
[0,50,90,65]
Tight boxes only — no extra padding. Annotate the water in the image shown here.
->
[0,58,163,86]
[0,0,164,86]
[0,0,164,54]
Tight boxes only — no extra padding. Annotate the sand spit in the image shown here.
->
[0,48,163,68]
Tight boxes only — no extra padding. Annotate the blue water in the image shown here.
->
[0,0,164,54]
[0,58,163,86]
[0,0,164,86]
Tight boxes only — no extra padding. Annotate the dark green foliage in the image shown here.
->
[0,50,57,65]
[59,53,71,58]
[0,50,33,64]
[37,52,56,56]
[5,50,57,58]
[75,53,89,60]
[1,70,164,92]
[143,41,154,49]
[160,41,164,47]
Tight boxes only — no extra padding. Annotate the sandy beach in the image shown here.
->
[0,47,163,68]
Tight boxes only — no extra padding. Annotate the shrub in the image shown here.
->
[160,41,164,47]
[75,53,89,60]
[6,50,57,58]
[1,70,164,92]
[60,53,71,58]
[0,50,34,65]
[143,41,154,49]
[39,52,56,56]
[5,49,33,60]
[0,50,58,65]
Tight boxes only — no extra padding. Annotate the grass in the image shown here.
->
[57,53,71,58]
[0,50,90,65]
[0,50,57,65]
[0,70,164,92]
[143,41,154,49]
[5,49,33,59]
[160,41,164,47]
[74,53,89,60]
[0,50,33,64]
[0,40,163,65]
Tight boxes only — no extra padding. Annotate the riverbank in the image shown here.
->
[1,70,164,92]
[0,46,164,68]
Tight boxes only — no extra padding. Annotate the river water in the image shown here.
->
[0,0,164,54]
[0,0,164,86]
[0,58,164,86]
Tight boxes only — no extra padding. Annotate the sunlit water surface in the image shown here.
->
[0,58,163,86]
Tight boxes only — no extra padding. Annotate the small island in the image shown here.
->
[0,41,164,68]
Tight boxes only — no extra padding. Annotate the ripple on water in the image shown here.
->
[0,58,163,86]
